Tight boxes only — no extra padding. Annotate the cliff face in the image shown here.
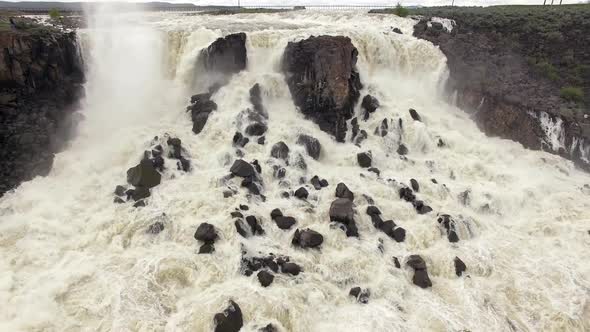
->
[412,5,590,169]
[0,20,85,195]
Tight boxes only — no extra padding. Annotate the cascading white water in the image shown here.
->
[1,9,589,332]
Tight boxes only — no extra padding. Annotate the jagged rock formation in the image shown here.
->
[198,32,247,87]
[413,7,590,170]
[0,22,85,196]
[282,35,362,142]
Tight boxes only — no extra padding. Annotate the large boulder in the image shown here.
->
[329,198,358,237]
[126,159,161,188]
[230,159,256,178]
[282,36,362,142]
[199,33,247,85]
[292,228,324,249]
[188,93,218,134]
[296,134,321,160]
[406,255,432,288]
[214,300,243,332]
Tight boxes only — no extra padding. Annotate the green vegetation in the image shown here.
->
[531,59,559,81]
[48,8,61,20]
[560,86,584,103]
[393,3,409,17]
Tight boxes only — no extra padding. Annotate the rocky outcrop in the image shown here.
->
[0,22,85,196]
[413,7,590,170]
[198,32,247,85]
[282,36,362,142]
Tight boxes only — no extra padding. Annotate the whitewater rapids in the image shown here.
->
[1,9,589,332]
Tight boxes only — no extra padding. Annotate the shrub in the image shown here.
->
[48,9,61,20]
[535,60,559,81]
[393,3,409,17]
[560,86,584,103]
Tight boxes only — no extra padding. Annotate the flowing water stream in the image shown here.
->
[0,8,589,332]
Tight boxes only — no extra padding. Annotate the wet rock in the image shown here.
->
[257,270,274,287]
[335,183,354,201]
[273,166,286,179]
[274,216,296,230]
[392,227,406,242]
[177,156,191,172]
[114,185,127,197]
[437,214,460,242]
[127,159,162,189]
[231,211,244,219]
[409,108,421,122]
[329,198,358,237]
[414,201,433,214]
[200,32,247,80]
[399,187,416,202]
[351,117,360,141]
[133,200,146,208]
[366,206,382,216]
[235,219,250,238]
[349,287,370,304]
[167,137,182,159]
[280,191,290,199]
[319,179,329,187]
[380,220,396,236]
[370,214,384,228]
[240,204,249,211]
[260,324,277,332]
[113,197,125,204]
[294,187,309,200]
[270,208,283,220]
[361,95,380,120]
[245,122,267,136]
[257,136,266,145]
[393,256,401,268]
[214,300,243,332]
[282,36,362,142]
[194,223,218,243]
[241,178,261,195]
[246,215,265,236]
[448,230,460,242]
[397,144,409,155]
[406,255,432,288]
[151,155,165,172]
[392,27,403,34]
[293,153,308,170]
[292,228,324,249]
[188,93,218,134]
[454,256,467,277]
[310,176,322,190]
[296,134,321,160]
[376,119,388,137]
[131,186,150,201]
[281,262,302,276]
[270,142,290,161]
[357,151,372,168]
[223,190,234,198]
[368,167,380,176]
[199,243,215,254]
[410,179,419,192]
[147,221,165,234]
[230,159,256,178]
[233,132,250,147]
[355,129,368,145]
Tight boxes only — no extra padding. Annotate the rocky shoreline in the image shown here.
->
[410,5,590,170]
[0,17,84,196]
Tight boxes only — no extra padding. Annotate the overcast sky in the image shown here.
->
[12,0,586,5]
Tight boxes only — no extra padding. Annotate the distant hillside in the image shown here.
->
[0,1,217,11]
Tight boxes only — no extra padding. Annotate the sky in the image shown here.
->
[10,0,587,5]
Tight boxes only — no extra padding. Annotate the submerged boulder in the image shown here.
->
[292,228,324,249]
[282,36,362,142]
[230,159,256,178]
[406,255,432,288]
[188,93,218,134]
[361,95,379,120]
[296,134,321,160]
[270,142,290,161]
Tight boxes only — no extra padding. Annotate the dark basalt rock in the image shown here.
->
[351,117,360,141]
[393,256,401,268]
[354,130,368,145]
[296,134,321,160]
[274,216,296,230]
[329,198,358,237]
[410,179,420,192]
[127,159,162,189]
[194,223,218,243]
[130,186,150,201]
[376,119,388,137]
[397,144,409,155]
[257,136,266,145]
[454,256,467,277]
[233,132,249,147]
[357,151,372,168]
[0,23,85,196]
[199,33,247,85]
[188,93,218,134]
[270,142,290,161]
[368,167,381,176]
[437,214,460,242]
[133,200,146,208]
[260,324,277,332]
[409,108,421,122]
[294,187,309,200]
[392,27,403,34]
[281,262,302,275]
[240,204,249,211]
[335,182,354,201]
[245,123,267,136]
[349,287,370,304]
[292,228,324,248]
[406,255,432,288]
[114,185,127,197]
[113,197,125,204]
[366,206,382,216]
[310,176,322,190]
[319,179,329,187]
[257,270,274,287]
[230,159,256,178]
[199,243,215,254]
[147,221,165,234]
[414,201,433,215]
[214,300,243,332]
[270,208,283,220]
[399,187,416,202]
[231,211,244,219]
[282,36,362,142]
[361,95,380,120]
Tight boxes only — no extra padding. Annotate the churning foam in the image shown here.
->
[0,9,589,332]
